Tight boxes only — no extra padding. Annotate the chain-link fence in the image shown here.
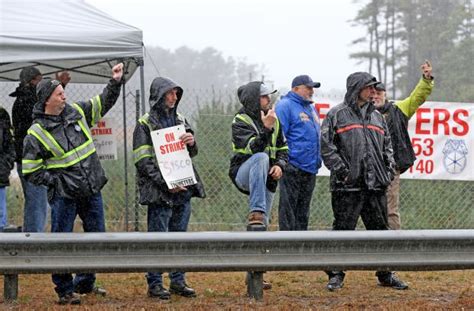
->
[1,82,473,231]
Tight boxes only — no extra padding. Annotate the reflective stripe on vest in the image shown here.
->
[89,95,102,126]
[27,123,64,157]
[232,113,285,159]
[21,158,44,174]
[138,112,186,132]
[25,104,96,171]
[133,144,154,164]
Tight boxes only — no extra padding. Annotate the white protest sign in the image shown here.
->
[150,125,197,189]
[91,118,118,160]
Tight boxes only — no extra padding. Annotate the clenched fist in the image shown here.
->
[112,63,124,81]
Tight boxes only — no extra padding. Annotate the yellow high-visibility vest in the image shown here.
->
[22,104,96,174]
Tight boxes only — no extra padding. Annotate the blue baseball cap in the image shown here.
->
[291,75,321,88]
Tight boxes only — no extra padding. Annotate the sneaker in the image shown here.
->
[148,285,171,300]
[377,272,409,290]
[248,211,265,226]
[170,282,196,297]
[327,272,345,291]
[91,287,107,296]
[58,292,81,305]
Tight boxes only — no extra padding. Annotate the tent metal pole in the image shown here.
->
[122,82,129,232]
[134,90,141,232]
[136,57,146,231]
[139,58,146,113]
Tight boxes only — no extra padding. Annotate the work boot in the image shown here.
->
[58,292,81,305]
[170,282,197,297]
[327,272,345,291]
[148,285,171,300]
[248,211,265,226]
[376,272,409,290]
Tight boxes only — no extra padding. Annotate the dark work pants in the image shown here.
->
[327,190,391,279]
[278,164,316,231]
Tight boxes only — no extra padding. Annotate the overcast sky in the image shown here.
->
[86,0,366,92]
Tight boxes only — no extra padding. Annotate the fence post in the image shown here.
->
[134,89,141,232]
[246,223,266,300]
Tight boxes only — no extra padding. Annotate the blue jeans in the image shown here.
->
[146,200,191,288]
[18,164,49,232]
[235,153,275,224]
[0,187,6,230]
[50,192,105,297]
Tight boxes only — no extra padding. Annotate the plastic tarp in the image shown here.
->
[0,0,143,83]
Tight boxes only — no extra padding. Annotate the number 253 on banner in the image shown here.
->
[150,125,197,189]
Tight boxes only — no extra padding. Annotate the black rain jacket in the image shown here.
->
[0,106,15,187]
[229,81,288,193]
[133,77,205,206]
[22,79,122,200]
[321,72,395,192]
[9,84,37,163]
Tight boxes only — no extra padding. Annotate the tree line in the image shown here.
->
[350,0,473,102]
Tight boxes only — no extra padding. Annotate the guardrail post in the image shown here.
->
[2,225,21,301]
[4,274,18,301]
[246,223,266,300]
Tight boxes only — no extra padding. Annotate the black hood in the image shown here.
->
[149,77,183,115]
[237,81,263,120]
[344,72,379,109]
[9,84,36,99]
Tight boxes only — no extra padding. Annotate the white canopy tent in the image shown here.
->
[0,0,147,230]
[0,0,144,86]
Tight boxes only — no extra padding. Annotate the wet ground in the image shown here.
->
[0,270,472,310]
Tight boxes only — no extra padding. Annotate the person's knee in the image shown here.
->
[253,152,269,163]
[253,152,270,169]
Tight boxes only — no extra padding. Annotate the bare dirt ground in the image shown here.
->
[0,270,473,310]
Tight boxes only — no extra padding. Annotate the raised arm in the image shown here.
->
[395,60,434,119]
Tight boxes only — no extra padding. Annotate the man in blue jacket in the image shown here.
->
[275,75,322,231]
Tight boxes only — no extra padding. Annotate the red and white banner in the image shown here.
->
[313,100,473,181]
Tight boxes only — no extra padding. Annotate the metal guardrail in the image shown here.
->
[1,230,474,301]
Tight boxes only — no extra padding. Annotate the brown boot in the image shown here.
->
[248,211,265,225]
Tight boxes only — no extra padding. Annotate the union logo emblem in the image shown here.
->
[442,139,468,174]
